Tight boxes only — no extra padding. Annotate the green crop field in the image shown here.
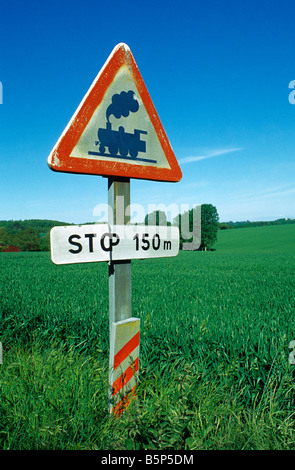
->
[1,224,295,450]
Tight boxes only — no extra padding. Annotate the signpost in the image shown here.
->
[109,317,140,416]
[48,43,182,416]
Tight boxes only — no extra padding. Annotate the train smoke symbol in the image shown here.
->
[88,89,157,164]
[106,90,139,122]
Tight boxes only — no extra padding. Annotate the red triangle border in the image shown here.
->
[48,43,182,183]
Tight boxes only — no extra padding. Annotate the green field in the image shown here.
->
[1,224,295,450]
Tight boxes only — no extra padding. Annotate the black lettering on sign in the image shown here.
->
[69,234,82,254]
[133,232,162,251]
[152,233,161,250]
[100,233,120,252]
[85,233,96,253]
[141,233,150,251]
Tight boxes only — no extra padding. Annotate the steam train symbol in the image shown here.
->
[97,122,147,159]
[88,90,157,164]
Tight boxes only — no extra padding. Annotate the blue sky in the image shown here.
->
[1,0,295,223]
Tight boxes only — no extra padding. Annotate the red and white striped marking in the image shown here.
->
[109,317,140,417]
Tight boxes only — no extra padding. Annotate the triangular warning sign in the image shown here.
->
[47,43,182,182]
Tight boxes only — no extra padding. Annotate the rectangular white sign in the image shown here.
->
[50,224,179,265]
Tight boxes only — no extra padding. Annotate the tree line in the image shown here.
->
[0,205,220,252]
[2,210,293,253]
[219,218,295,230]
[0,219,69,252]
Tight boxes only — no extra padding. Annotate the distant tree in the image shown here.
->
[39,233,50,252]
[200,204,219,250]
[219,222,233,230]
[0,227,11,246]
[175,204,219,250]
[144,210,167,226]
[9,221,23,233]
[13,228,41,251]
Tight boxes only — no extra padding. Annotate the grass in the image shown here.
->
[1,224,295,450]
[216,223,295,253]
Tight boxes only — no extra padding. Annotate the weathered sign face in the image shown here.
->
[47,43,182,182]
[50,223,179,265]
